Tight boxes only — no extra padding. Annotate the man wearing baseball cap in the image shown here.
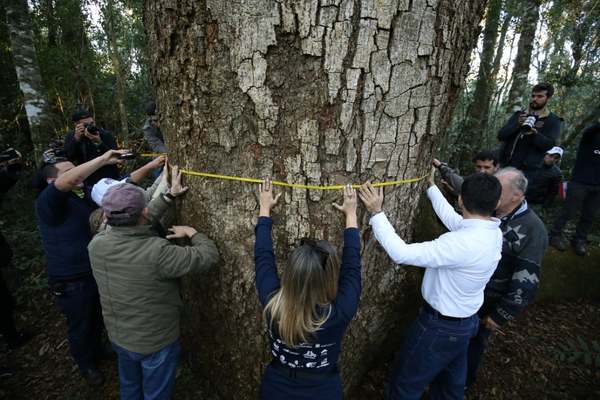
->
[525,146,563,207]
[88,179,219,400]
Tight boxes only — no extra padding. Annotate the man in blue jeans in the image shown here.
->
[358,168,503,399]
[88,175,219,400]
[35,147,128,385]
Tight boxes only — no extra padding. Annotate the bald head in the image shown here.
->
[495,167,528,217]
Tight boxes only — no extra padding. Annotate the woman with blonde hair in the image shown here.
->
[255,178,361,399]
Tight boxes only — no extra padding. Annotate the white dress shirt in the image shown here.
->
[370,185,503,317]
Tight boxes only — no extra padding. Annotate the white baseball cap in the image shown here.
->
[91,177,128,206]
[546,146,563,157]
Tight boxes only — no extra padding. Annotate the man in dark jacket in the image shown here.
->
[466,167,547,387]
[35,148,127,385]
[498,83,563,180]
[433,149,499,197]
[526,146,563,206]
[64,110,119,187]
[550,120,600,256]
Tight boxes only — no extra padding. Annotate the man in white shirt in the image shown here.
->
[358,170,503,400]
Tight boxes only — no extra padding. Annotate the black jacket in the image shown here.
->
[63,128,119,186]
[526,163,562,205]
[572,123,600,185]
[498,111,563,171]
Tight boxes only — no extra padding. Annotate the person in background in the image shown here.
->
[255,179,361,400]
[88,180,219,400]
[142,101,167,154]
[526,146,563,208]
[64,110,119,187]
[549,119,600,256]
[466,167,547,387]
[498,83,563,180]
[359,170,502,400]
[34,148,128,386]
[433,150,500,197]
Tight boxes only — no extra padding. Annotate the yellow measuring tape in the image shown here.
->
[141,153,427,190]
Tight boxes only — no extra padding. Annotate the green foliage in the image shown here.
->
[445,0,600,174]
[24,0,152,142]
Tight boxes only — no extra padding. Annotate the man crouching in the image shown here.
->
[88,181,219,400]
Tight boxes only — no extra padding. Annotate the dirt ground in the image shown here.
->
[1,177,599,400]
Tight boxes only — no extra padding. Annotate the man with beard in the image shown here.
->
[498,83,563,180]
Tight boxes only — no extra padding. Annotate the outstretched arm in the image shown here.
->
[254,178,282,306]
[54,149,127,192]
[332,185,361,321]
[428,166,463,231]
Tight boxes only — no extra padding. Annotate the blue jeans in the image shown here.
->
[466,324,494,387]
[112,340,181,400]
[53,276,104,372]
[386,308,479,400]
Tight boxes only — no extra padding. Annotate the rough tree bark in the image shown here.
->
[144,0,486,398]
[458,0,503,168]
[505,0,540,113]
[4,0,52,160]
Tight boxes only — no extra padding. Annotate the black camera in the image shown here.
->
[84,123,100,135]
[520,113,538,132]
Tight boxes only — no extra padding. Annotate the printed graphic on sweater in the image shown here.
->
[268,330,334,369]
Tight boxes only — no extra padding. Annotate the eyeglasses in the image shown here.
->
[300,238,330,269]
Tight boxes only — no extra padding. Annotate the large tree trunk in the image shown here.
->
[505,0,540,113]
[145,0,485,398]
[4,0,52,160]
[457,0,503,169]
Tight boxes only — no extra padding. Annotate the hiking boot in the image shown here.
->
[82,368,104,386]
[573,240,587,256]
[549,234,567,251]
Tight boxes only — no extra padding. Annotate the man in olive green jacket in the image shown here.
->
[88,176,218,400]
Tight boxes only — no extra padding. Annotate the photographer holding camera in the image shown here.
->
[64,110,119,187]
[498,83,563,180]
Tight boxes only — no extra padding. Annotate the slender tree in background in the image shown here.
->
[145,0,486,397]
[103,0,129,140]
[506,0,541,113]
[4,0,52,160]
[458,0,504,168]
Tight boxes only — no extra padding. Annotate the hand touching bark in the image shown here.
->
[166,225,198,239]
[259,177,281,217]
[358,182,383,214]
[332,184,358,228]
[169,165,189,197]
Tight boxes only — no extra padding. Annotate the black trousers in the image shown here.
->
[52,276,104,372]
[551,181,600,241]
